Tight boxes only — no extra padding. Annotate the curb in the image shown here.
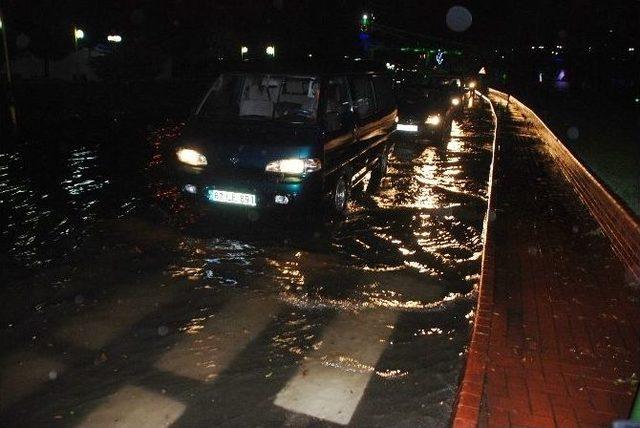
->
[451,91,499,427]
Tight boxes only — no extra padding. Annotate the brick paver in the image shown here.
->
[455,97,640,427]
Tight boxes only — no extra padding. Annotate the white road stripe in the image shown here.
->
[274,309,397,425]
[77,385,186,428]
[155,294,279,381]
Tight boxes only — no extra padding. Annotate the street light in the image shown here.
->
[360,12,372,32]
[266,45,275,57]
[0,7,17,129]
[73,27,84,79]
[241,46,248,60]
[107,34,122,43]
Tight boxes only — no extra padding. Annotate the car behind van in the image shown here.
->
[171,61,397,215]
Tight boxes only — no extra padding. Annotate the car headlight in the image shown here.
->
[451,97,461,106]
[265,158,322,175]
[425,114,441,126]
[176,148,207,166]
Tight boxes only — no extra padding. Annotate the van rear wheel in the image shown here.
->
[368,151,388,193]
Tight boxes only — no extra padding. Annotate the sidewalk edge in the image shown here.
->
[451,91,499,428]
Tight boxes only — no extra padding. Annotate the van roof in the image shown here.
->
[219,59,389,76]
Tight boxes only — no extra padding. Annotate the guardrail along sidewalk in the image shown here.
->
[453,91,640,427]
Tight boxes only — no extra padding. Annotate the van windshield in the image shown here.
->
[197,73,319,124]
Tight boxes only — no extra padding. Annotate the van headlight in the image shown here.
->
[265,158,321,174]
[425,114,441,126]
[176,148,207,166]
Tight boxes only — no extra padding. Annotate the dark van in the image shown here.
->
[172,61,397,214]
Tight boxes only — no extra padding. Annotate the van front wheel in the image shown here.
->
[332,176,350,214]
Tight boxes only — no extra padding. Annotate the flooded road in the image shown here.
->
[0,96,494,427]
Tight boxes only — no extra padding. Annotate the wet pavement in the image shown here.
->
[0,96,494,427]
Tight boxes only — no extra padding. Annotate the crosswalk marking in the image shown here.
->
[274,309,397,425]
[155,295,279,381]
[77,385,185,428]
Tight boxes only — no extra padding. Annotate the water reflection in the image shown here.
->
[168,113,491,315]
[1,123,183,272]
[0,97,495,428]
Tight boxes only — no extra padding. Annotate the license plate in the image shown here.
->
[208,189,257,207]
[397,123,418,132]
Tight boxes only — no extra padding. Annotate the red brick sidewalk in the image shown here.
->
[454,97,640,427]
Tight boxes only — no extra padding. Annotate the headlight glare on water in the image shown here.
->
[176,148,207,166]
[265,158,322,174]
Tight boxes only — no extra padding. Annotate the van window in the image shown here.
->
[372,75,395,112]
[349,76,374,119]
[197,73,319,124]
[323,77,352,132]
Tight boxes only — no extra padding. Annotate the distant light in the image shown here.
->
[183,184,197,194]
[629,47,635,52]
[557,70,566,81]
[538,45,545,49]
[468,81,476,89]
[74,28,85,40]
[635,97,640,103]
[308,53,313,58]
[362,14,368,21]
[539,72,543,83]
[556,45,563,49]
[478,66,486,75]
[0,18,3,30]
[274,195,289,205]
[435,50,444,65]
[240,46,248,54]
[425,114,441,126]
[451,97,460,106]
[531,46,536,50]
[266,45,275,56]
[107,34,122,43]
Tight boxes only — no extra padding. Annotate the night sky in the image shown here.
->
[2,0,638,59]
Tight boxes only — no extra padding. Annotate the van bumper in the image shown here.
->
[171,168,324,210]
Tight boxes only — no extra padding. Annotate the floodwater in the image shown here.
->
[0,96,494,427]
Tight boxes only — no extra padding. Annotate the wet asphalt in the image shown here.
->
[0,95,494,427]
